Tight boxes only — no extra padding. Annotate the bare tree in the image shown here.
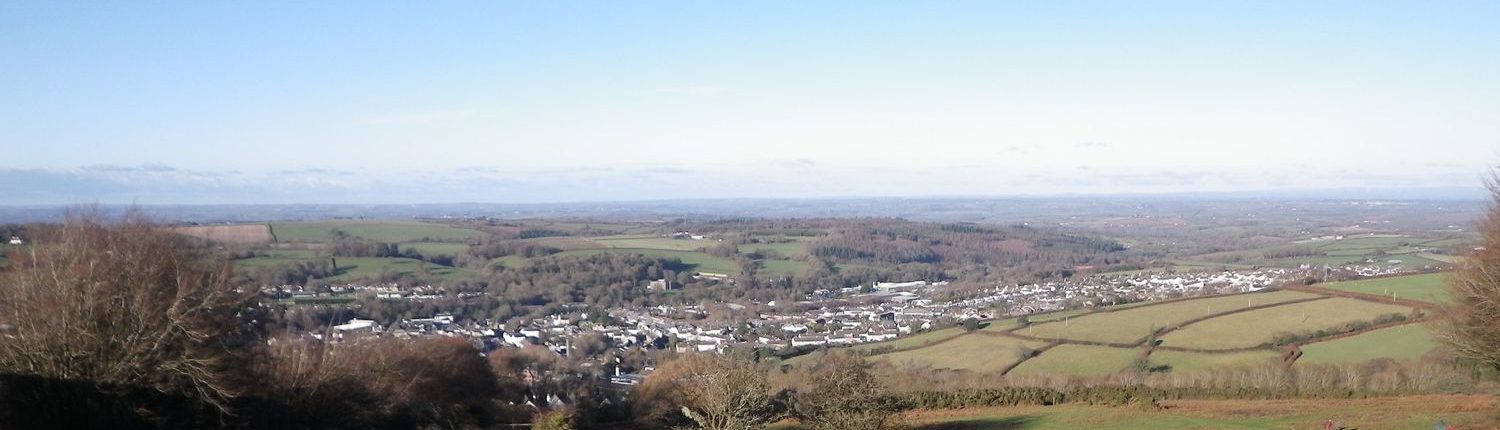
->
[634,353,780,430]
[1441,174,1500,369]
[793,352,907,430]
[0,212,257,414]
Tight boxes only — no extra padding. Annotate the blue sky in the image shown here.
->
[3,1,1499,204]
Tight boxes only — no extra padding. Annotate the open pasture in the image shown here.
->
[270,220,485,243]
[594,235,713,251]
[1297,323,1438,365]
[1159,298,1413,350]
[1007,344,1140,376]
[756,259,808,276]
[870,333,1044,374]
[1149,349,1282,373]
[1021,291,1319,345]
[1316,272,1453,304]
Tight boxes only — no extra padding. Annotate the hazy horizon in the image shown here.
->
[5,2,1500,204]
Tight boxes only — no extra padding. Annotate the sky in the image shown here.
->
[3,1,1499,204]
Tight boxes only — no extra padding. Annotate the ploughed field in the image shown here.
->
[825,273,1448,377]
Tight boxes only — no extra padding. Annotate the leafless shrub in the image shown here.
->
[255,335,499,429]
[0,211,257,416]
[1439,173,1500,370]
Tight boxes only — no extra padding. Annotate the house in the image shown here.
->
[334,318,376,334]
[791,335,827,347]
[6,236,21,245]
[647,279,672,290]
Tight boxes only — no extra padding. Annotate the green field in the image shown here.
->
[1318,273,1453,304]
[1160,298,1413,350]
[1008,344,1141,376]
[594,235,712,251]
[756,259,808,276]
[870,334,1045,373]
[1022,291,1319,344]
[1298,323,1439,365]
[1149,350,1282,373]
[553,248,740,274]
[269,220,485,243]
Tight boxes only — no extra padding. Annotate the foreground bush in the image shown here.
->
[253,336,500,429]
[632,353,781,430]
[0,214,257,427]
[791,353,908,430]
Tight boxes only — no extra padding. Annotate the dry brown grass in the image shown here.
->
[172,224,274,244]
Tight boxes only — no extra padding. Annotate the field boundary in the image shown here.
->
[997,341,1063,376]
[1284,283,1440,310]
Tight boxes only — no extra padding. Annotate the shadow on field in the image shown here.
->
[910,415,1039,430]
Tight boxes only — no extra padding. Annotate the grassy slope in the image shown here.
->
[594,235,712,251]
[1317,273,1454,304]
[1149,350,1282,373]
[1023,291,1318,344]
[1159,298,1414,350]
[1007,344,1141,376]
[871,334,1045,374]
[1298,323,1439,365]
[757,259,808,276]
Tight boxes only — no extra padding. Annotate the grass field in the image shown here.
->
[1317,273,1454,304]
[757,259,808,276]
[269,220,485,243]
[1149,350,1282,373]
[880,395,1495,430]
[871,334,1045,374]
[1159,298,1413,350]
[1008,344,1141,376]
[1298,323,1439,365]
[398,242,470,257]
[594,235,712,251]
[1022,291,1319,344]
[553,248,740,274]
